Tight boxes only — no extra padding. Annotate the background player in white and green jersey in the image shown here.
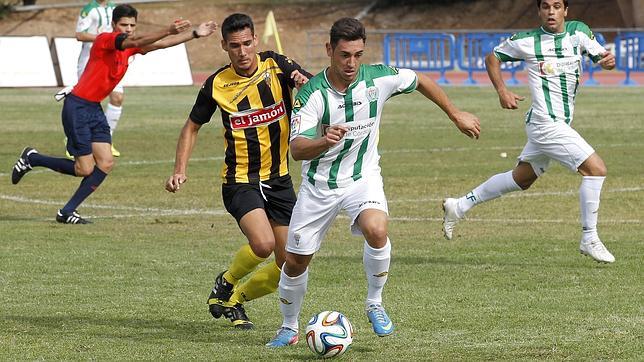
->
[442,0,617,263]
[267,17,481,348]
[75,0,123,157]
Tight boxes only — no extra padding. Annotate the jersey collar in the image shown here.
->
[323,65,362,96]
[540,26,567,37]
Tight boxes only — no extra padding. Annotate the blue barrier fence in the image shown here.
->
[615,32,643,85]
[380,31,644,85]
[382,33,455,84]
[456,33,524,85]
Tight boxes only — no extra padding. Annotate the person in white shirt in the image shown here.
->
[266,17,480,348]
[442,0,617,263]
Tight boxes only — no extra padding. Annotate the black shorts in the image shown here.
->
[222,175,296,226]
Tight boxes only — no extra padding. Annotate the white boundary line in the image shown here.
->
[0,194,226,217]
[1,191,640,223]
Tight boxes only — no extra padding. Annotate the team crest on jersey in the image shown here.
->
[263,71,271,88]
[290,114,301,134]
[366,86,379,101]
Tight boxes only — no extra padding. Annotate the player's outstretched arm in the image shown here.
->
[485,53,525,110]
[165,118,202,193]
[141,20,217,54]
[120,19,191,51]
[290,125,348,161]
[415,72,480,139]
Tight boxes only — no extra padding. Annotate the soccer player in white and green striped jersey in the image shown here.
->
[266,18,481,348]
[442,0,617,263]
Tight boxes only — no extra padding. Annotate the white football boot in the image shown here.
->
[579,239,615,263]
[442,198,462,240]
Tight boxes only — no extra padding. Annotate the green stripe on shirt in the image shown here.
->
[554,35,571,123]
[534,32,556,121]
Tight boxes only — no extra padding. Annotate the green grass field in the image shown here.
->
[1,86,642,360]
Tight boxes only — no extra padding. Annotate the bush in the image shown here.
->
[0,1,21,19]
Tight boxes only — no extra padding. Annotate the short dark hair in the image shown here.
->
[112,4,138,24]
[221,13,254,41]
[536,0,568,7]
[330,17,366,48]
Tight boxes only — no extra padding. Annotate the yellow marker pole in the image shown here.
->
[262,10,283,53]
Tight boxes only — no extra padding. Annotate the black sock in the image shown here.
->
[29,153,75,176]
[61,166,108,214]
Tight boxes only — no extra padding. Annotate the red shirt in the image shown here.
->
[72,32,141,102]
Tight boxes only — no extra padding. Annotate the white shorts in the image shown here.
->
[519,122,595,176]
[286,174,388,255]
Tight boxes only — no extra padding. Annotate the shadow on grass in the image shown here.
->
[5,313,378,358]
[3,314,248,344]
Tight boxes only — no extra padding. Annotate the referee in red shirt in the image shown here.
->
[11,4,217,224]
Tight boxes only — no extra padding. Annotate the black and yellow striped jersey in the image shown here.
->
[189,51,312,184]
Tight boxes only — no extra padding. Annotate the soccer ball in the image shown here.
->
[305,311,353,358]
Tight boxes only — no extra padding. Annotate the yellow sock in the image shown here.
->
[223,244,265,285]
[229,261,281,304]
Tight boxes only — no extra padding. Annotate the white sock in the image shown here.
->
[364,238,391,307]
[457,170,521,215]
[278,267,308,332]
[580,176,605,242]
[105,103,122,136]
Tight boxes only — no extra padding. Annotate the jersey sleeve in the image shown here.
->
[188,76,218,125]
[290,88,324,141]
[391,67,418,96]
[76,6,97,33]
[575,22,606,63]
[264,51,314,89]
[367,65,417,98]
[493,36,526,62]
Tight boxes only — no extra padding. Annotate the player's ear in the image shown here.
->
[221,39,227,52]
[326,42,332,57]
[253,34,258,47]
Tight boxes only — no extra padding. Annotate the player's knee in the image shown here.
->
[109,93,124,106]
[250,240,275,259]
[362,224,388,245]
[74,163,94,177]
[517,179,535,190]
[592,161,607,176]
[284,253,310,277]
[96,158,114,173]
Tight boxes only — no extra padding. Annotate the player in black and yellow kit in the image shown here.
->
[165,13,311,329]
